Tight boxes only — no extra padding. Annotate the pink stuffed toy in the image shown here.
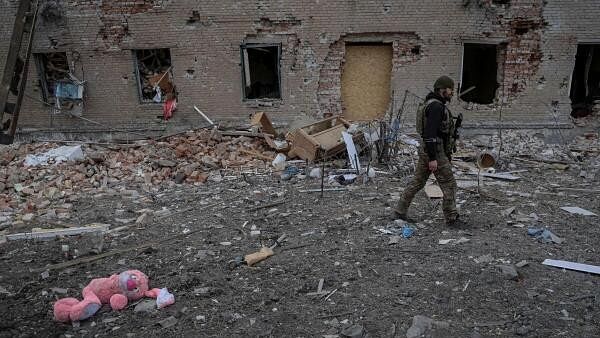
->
[53,270,170,323]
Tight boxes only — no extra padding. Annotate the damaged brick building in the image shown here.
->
[1,0,599,138]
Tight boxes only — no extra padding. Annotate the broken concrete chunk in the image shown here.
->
[406,315,449,338]
[87,152,106,163]
[156,159,176,168]
[24,145,84,166]
[50,287,68,295]
[388,236,401,245]
[439,237,470,245]
[501,206,516,217]
[340,324,367,338]
[0,285,13,296]
[134,299,156,313]
[136,213,150,225]
[474,254,494,264]
[496,265,520,281]
[201,156,219,169]
[158,316,178,328]
[515,260,529,268]
[221,312,243,323]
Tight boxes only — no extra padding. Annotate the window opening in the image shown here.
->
[241,44,281,100]
[460,43,499,104]
[35,52,70,104]
[570,44,600,118]
[133,48,173,103]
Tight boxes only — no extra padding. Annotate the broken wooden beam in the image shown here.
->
[7,223,109,241]
[250,112,277,136]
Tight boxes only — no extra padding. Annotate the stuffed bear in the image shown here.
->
[53,270,171,323]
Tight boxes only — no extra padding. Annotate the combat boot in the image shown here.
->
[392,209,417,223]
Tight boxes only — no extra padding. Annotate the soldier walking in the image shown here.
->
[395,76,465,227]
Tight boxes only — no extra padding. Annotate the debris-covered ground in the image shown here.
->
[0,127,599,338]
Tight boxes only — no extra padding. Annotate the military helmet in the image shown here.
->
[434,76,455,90]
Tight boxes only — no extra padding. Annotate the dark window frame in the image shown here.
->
[240,43,282,101]
[132,48,173,104]
[34,52,70,104]
[459,42,501,104]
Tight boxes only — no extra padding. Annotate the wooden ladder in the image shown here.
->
[0,0,40,144]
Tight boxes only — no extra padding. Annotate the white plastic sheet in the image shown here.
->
[24,145,84,166]
[342,131,361,171]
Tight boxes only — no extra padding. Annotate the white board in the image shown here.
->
[542,259,600,275]
[342,131,361,171]
[560,206,597,216]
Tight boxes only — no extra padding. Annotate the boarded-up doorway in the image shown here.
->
[341,43,392,121]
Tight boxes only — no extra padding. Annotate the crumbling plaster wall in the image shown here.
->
[0,0,598,133]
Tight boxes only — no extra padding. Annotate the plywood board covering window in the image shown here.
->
[341,44,392,121]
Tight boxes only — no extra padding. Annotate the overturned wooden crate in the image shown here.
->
[287,116,364,161]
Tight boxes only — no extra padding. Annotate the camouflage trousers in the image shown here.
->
[396,147,458,222]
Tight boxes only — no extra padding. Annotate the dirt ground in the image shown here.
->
[1,133,599,338]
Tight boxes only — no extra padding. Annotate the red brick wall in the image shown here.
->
[0,0,598,133]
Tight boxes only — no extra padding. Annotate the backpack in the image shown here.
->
[415,98,443,137]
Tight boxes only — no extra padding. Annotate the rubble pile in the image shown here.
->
[465,130,598,160]
[0,129,275,230]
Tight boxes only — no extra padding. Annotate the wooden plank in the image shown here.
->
[312,124,345,150]
[300,116,337,135]
[250,112,276,136]
[289,129,319,161]
[7,223,110,241]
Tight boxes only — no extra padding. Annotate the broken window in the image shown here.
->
[570,44,600,117]
[241,44,281,100]
[133,49,174,103]
[460,43,500,104]
[35,52,69,104]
